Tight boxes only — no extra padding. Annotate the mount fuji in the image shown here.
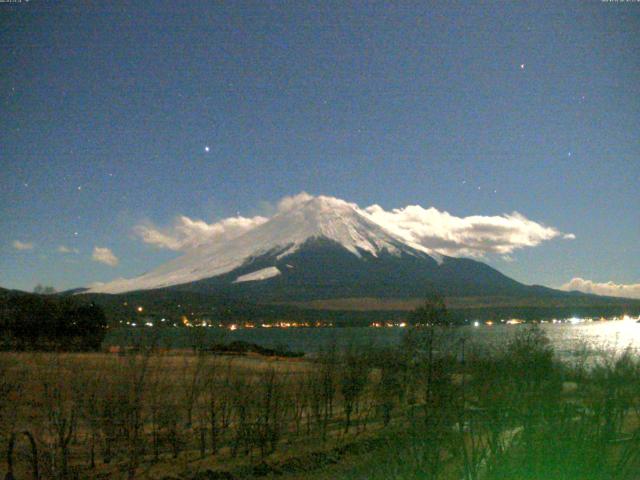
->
[85,195,563,302]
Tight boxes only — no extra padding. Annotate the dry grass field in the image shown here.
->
[2,326,640,480]
[0,348,392,479]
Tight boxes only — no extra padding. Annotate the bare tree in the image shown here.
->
[121,345,154,479]
[291,373,310,436]
[203,357,231,456]
[78,369,105,470]
[255,368,287,457]
[316,344,338,441]
[374,347,404,427]
[230,371,254,458]
[5,430,39,480]
[339,346,369,433]
[180,350,207,429]
[40,358,81,479]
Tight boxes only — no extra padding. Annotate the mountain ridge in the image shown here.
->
[87,195,443,294]
[83,196,625,307]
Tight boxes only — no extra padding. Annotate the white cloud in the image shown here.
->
[131,193,573,258]
[276,192,315,212]
[560,277,640,299]
[57,245,79,254]
[86,278,127,289]
[363,204,573,257]
[92,247,119,267]
[132,192,349,252]
[13,240,34,251]
[134,214,269,251]
[276,192,361,213]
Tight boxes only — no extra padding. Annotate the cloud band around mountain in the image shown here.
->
[363,204,571,257]
[560,277,640,299]
[134,214,269,251]
[132,192,574,258]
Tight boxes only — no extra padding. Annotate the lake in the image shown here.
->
[105,317,640,360]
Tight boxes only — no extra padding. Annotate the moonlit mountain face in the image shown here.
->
[85,195,556,301]
[86,196,443,294]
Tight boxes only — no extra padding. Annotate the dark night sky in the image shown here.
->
[1,1,638,294]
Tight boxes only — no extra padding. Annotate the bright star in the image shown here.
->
[520,63,525,70]
[204,146,210,153]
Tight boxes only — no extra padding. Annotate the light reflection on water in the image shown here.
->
[540,319,640,361]
[108,319,640,361]
[230,319,640,356]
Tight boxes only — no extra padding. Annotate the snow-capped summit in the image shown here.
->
[87,194,442,294]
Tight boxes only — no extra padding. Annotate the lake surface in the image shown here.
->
[106,318,640,360]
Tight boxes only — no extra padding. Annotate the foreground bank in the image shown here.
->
[2,324,640,479]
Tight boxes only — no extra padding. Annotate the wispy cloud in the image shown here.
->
[560,277,640,299]
[363,204,574,258]
[57,245,79,254]
[131,193,573,258]
[92,247,119,267]
[134,215,268,251]
[13,240,34,251]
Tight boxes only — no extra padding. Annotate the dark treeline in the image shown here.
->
[0,292,107,351]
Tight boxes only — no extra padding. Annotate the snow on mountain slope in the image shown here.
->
[233,266,281,283]
[87,195,442,294]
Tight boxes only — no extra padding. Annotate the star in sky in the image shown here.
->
[2,2,639,294]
